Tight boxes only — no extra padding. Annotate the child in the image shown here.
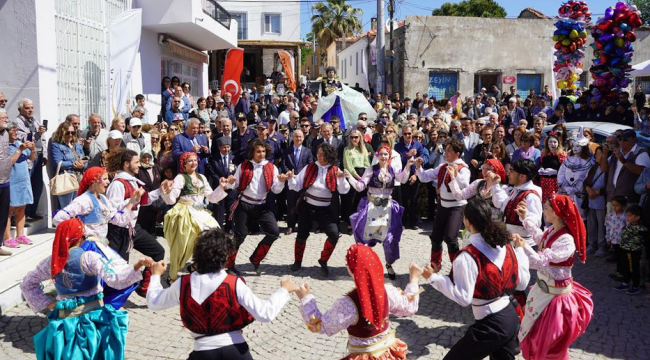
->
[605,196,627,279]
[146,228,297,360]
[614,205,648,295]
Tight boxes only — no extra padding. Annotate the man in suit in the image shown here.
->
[455,117,482,164]
[235,91,251,115]
[312,122,343,166]
[172,118,210,174]
[394,125,424,229]
[267,95,280,119]
[398,97,418,116]
[281,129,314,235]
[303,119,320,150]
[211,136,237,233]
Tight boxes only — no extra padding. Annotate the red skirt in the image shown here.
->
[539,176,558,203]
[341,339,408,360]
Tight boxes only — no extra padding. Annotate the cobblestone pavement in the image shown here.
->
[1,221,650,360]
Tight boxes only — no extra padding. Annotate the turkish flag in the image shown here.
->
[222,48,244,105]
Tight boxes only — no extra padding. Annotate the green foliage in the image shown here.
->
[432,0,507,18]
[311,0,363,49]
[301,33,314,65]
[627,0,650,25]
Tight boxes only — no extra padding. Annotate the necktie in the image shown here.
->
[223,155,228,170]
[294,147,300,165]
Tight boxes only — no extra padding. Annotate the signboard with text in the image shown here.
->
[428,72,457,100]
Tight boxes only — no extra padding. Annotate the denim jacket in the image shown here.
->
[51,142,86,174]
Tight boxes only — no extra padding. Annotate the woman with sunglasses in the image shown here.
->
[50,120,86,209]
[342,129,371,233]
[511,130,541,167]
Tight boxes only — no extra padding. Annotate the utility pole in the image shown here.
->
[388,0,394,95]
[312,35,317,80]
[376,0,385,95]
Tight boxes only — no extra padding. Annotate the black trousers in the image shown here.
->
[213,189,237,231]
[297,202,339,242]
[26,154,43,217]
[107,223,165,262]
[430,205,464,253]
[286,190,299,229]
[444,304,520,360]
[427,183,438,220]
[621,249,642,287]
[233,201,279,248]
[187,343,253,360]
[400,179,420,228]
[0,186,9,246]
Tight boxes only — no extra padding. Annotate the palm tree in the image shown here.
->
[311,0,363,51]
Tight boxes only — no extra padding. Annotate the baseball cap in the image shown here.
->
[129,118,142,127]
[257,122,269,129]
[108,130,123,139]
[377,118,387,126]
[620,129,636,139]
[215,96,224,103]
[279,124,289,131]
[236,112,246,121]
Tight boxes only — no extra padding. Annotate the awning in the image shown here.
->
[166,37,209,64]
[630,60,650,77]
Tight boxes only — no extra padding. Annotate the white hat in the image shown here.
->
[108,130,123,139]
[129,118,142,127]
[574,126,589,146]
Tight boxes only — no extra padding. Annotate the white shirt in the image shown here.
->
[146,271,291,351]
[105,171,161,227]
[491,181,543,245]
[288,163,350,206]
[372,152,403,186]
[422,107,437,119]
[611,144,650,186]
[417,159,470,208]
[227,160,285,204]
[277,110,291,126]
[427,233,530,320]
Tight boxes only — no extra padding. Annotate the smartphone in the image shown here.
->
[42,119,48,129]
[27,133,33,142]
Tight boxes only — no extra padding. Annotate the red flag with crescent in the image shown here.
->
[222,48,244,105]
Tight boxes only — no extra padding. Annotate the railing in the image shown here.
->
[202,0,232,29]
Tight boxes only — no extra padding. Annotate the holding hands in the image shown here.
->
[134,256,155,271]
[414,157,424,169]
[280,276,299,293]
[422,263,440,280]
[409,261,423,283]
[151,260,168,276]
[511,234,526,249]
[515,200,527,220]
[296,283,311,299]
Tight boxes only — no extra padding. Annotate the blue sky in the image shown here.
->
[299,0,619,39]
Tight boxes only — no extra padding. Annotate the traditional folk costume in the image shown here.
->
[20,219,143,360]
[426,233,530,360]
[288,161,350,274]
[538,149,567,203]
[226,158,285,273]
[53,167,140,306]
[347,154,409,273]
[299,244,420,360]
[106,170,165,296]
[449,159,506,222]
[321,66,343,97]
[163,152,228,281]
[557,155,593,217]
[519,194,594,360]
[146,270,291,360]
[417,158,471,268]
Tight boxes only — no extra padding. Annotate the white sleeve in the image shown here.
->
[426,252,477,307]
[235,279,291,322]
[205,176,228,204]
[394,167,411,183]
[635,151,650,168]
[514,247,530,291]
[270,165,285,194]
[53,195,93,226]
[492,183,509,210]
[106,181,129,211]
[288,166,307,192]
[347,167,371,192]
[456,167,471,189]
[146,275,181,311]
[162,175,185,205]
[524,193,543,230]
[417,166,439,183]
[337,172,350,194]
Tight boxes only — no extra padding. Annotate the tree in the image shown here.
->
[301,33,314,65]
[432,0,507,18]
[627,0,650,25]
[311,0,363,50]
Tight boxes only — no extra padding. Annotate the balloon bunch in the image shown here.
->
[553,1,591,91]
[589,1,643,102]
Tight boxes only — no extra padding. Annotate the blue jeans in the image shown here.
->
[57,192,76,210]
[26,153,43,217]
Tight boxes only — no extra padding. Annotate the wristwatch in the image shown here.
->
[620,157,628,164]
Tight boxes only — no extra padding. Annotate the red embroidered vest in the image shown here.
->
[542,227,574,267]
[437,163,465,192]
[237,160,274,192]
[503,189,540,226]
[346,289,389,339]
[179,274,254,336]
[303,163,338,192]
[453,244,519,300]
[115,178,148,211]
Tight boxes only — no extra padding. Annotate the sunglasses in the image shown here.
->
[403,132,412,136]
[170,127,179,131]
[414,136,423,139]
[151,137,159,141]
[617,136,631,142]
[358,127,366,132]
[300,124,310,127]
[350,136,359,139]
[65,131,75,135]
[0,99,7,102]
[290,116,300,119]
[381,116,389,119]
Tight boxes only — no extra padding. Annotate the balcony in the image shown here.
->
[136,0,238,51]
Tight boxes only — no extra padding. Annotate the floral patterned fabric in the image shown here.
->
[605,212,627,245]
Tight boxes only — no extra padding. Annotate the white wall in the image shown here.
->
[338,38,370,91]
[220,0,300,41]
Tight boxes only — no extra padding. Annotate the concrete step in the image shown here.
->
[0,230,55,315]
[8,216,50,238]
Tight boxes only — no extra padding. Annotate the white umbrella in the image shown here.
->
[630,59,650,77]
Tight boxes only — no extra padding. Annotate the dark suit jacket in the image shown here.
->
[398,107,418,116]
[172,132,210,174]
[267,103,279,118]
[281,145,314,174]
[213,152,236,179]
[311,137,344,166]
[394,139,423,174]
[371,132,385,151]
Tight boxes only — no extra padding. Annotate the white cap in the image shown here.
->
[108,130,123,139]
[129,118,142,127]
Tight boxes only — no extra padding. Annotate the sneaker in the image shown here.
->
[595,249,608,258]
[586,246,597,255]
[4,238,20,248]
[626,287,640,295]
[614,283,629,292]
[16,235,33,245]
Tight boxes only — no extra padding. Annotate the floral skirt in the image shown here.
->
[350,197,404,264]
[34,294,128,360]
[342,339,408,360]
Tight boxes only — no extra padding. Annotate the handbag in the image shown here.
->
[50,161,79,196]
[581,171,603,210]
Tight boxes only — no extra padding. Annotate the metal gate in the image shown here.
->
[55,0,131,125]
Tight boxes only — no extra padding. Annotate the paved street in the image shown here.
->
[1,222,649,360]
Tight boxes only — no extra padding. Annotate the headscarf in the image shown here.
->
[51,218,85,279]
[77,167,106,196]
[376,145,392,166]
[345,244,386,329]
[549,193,587,263]
[140,150,154,169]
[179,151,197,173]
[484,159,505,183]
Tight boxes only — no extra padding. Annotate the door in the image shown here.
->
[516,74,542,98]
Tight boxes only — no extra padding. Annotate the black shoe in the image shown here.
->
[250,262,261,276]
[318,260,329,277]
[386,264,396,280]
[227,267,242,276]
[290,262,302,272]
[28,215,44,220]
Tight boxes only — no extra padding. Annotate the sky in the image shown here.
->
[299,0,620,39]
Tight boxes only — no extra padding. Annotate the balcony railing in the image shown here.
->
[202,0,232,29]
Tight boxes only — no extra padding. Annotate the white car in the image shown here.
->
[542,121,650,148]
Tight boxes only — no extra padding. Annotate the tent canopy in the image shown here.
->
[630,59,650,77]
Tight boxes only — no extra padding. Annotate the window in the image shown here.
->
[264,14,281,34]
[516,74,542,98]
[636,77,650,94]
[473,73,499,95]
[231,12,248,40]
[162,59,201,99]
[356,52,359,75]
[428,72,458,99]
